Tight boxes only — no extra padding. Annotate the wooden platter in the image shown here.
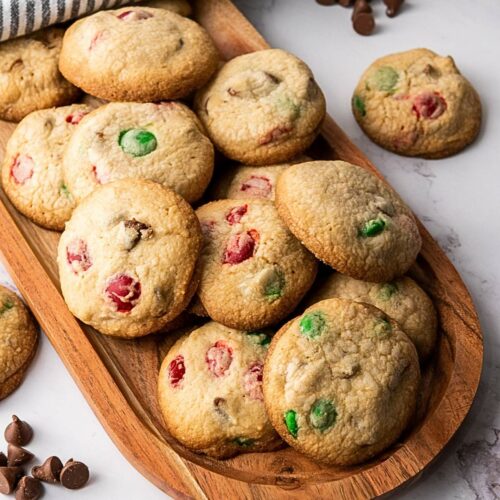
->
[0,0,483,498]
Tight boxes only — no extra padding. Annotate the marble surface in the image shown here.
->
[1,0,499,498]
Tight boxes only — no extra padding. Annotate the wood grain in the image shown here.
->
[0,0,482,498]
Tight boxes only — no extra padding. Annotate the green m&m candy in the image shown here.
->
[374,317,392,337]
[246,331,271,346]
[0,300,14,316]
[284,409,298,438]
[118,128,157,157]
[353,95,366,117]
[369,66,399,93]
[299,311,326,339]
[359,218,386,238]
[379,282,398,301]
[309,399,337,432]
[263,269,285,302]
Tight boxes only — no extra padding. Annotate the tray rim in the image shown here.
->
[0,1,483,498]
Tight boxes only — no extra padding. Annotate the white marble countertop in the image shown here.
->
[1,1,499,498]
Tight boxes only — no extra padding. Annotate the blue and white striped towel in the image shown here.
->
[0,0,141,42]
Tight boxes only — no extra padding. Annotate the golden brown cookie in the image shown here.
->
[352,48,482,158]
[59,7,219,102]
[195,49,326,165]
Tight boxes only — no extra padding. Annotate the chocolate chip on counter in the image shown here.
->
[352,11,375,35]
[384,0,404,17]
[315,0,336,5]
[0,466,24,494]
[338,0,354,6]
[60,459,89,490]
[352,0,372,18]
[4,416,33,446]
[0,452,6,467]
[31,456,63,484]
[7,444,34,467]
[15,476,43,500]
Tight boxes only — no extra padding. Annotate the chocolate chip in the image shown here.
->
[352,0,372,18]
[0,452,6,467]
[0,466,24,494]
[315,0,336,5]
[338,0,354,6]
[31,456,63,484]
[384,0,404,17]
[60,459,89,490]
[352,11,375,35]
[122,219,153,250]
[4,416,33,446]
[7,445,34,467]
[213,397,229,420]
[15,476,42,500]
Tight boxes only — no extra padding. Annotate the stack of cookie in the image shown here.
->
[0,3,448,467]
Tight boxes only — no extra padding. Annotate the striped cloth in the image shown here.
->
[0,0,142,42]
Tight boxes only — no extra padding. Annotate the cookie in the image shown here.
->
[0,28,80,122]
[209,156,310,202]
[57,179,202,338]
[158,321,281,458]
[352,48,482,158]
[59,7,219,102]
[263,298,420,465]
[275,160,421,282]
[308,273,437,361]
[1,104,92,231]
[63,101,214,204]
[196,199,318,330]
[194,49,326,165]
[139,0,192,16]
[0,286,38,400]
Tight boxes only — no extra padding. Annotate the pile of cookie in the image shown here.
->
[0,0,481,467]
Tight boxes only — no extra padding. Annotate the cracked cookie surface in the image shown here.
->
[2,104,92,231]
[196,199,318,330]
[194,49,326,165]
[352,48,481,158]
[63,101,214,204]
[308,273,437,361]
[263,298,420,465]
[0,28,80,122]
[0,286,38,400]
[59,7,218,102]
[57,179,202,338]
[158,321,281,458]
[275,160,421,282]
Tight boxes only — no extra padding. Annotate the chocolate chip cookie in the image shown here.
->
[0,28,80,122]
[158,321,281,458]
[275,160,421,282]
[196,199,318,330]
[263,298,420,465]
[63,101,214,204]
[59,7,219,102]
[352,48,482,158]
[57,179,202,338]
[2,104,91,231]
[195,49,326,165]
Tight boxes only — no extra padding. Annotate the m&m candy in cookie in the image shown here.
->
[158,321,281,458]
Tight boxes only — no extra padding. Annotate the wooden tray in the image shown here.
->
[0,1,483,498]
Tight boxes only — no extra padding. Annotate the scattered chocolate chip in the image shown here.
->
[0,452,6,467]
[7,444,34,467]
[352,0,372,18]
[338,0,354,6]
[352,11,375,35]
[4,416,33,446]
[0,466,24,494]
[60,459,89,490]
[31,456,63,484]
[316,0,336,5]
[384,0,404,17]
[122,219,153,250]
[15,476,43,500]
